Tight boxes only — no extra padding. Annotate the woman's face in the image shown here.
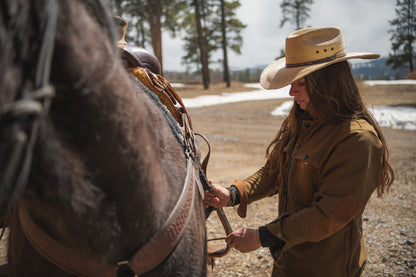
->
[289,77,310,110]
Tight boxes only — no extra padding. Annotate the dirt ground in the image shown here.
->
[176,82,416,277]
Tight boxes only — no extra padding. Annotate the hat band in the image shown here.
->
[286,51,346,68]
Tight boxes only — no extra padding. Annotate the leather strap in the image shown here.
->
[18,201,118,277]
[195,133,211,176]
[126,158,195,275]
[286,50,346,67]
[18,134,229,275]
[0,0,57,219]
[18,157,196,277]
[207,208,233,258]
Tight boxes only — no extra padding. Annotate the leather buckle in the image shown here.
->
[117,261,138,277]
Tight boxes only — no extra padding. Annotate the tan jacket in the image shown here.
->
[233,118,383,277]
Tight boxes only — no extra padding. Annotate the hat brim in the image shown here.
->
[260,52,380,90]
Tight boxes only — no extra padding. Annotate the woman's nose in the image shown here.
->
[289,85,296,96]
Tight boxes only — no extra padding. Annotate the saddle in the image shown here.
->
[121,45,162,75]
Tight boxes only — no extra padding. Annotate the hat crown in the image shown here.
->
[285,27,346,67]
[260,26,380,90]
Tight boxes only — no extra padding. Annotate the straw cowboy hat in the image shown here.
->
[260,27,380,90]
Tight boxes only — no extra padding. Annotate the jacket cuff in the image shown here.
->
[259,226,286,248]
[265,218,287,241]
[232,179,247,218]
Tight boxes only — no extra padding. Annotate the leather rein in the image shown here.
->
[0,0,57,219]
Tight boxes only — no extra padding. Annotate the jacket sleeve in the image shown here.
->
[265,130,383,249]
[233,159,277,218]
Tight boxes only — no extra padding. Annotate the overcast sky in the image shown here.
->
[162,0,396,72]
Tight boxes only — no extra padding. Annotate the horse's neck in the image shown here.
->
[32,75,183,247]
[25,0,187,260]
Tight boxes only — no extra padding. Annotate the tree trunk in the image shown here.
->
[407,7,414,73]
[113,0,123,16]
[408,39,414,73]
[194,0,210,89]
[147,0,163,74]
[220,0,230,87]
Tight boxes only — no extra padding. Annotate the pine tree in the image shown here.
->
[105,0,189,74]
[193,0,211,89]
[180,0,244,88]
[216,0,246,87]
[387,0,416,76]
[279,0,313,30]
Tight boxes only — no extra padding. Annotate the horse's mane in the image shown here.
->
[0,0,129,260]
[0,0,118,208]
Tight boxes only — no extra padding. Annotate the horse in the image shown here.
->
[0,0,207,276]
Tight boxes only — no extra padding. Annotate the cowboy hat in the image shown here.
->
[260,27,380,90]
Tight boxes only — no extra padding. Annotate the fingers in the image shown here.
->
[225,229,243,247]
[225,228,261,253]
[225,236,237,248]
[202,183,230,209]
[203,194,220,208]
[203,187,222,208]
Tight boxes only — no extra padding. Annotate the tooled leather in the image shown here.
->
[129,158,195,275]
[128,67,183,125]
[128,67,194,131]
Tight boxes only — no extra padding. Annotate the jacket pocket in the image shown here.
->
[290,154,321,205]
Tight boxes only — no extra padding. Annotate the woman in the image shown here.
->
[203,27,394,276]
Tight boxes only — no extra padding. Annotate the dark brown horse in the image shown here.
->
[0,0,207,276]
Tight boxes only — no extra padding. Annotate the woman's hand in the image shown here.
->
[225,228,261,253]
[203,183,230,209]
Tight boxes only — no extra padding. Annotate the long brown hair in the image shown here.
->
[266,61,394,196]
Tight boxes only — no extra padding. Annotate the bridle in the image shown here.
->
[0,0,57,219]
[1,1,232,276]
